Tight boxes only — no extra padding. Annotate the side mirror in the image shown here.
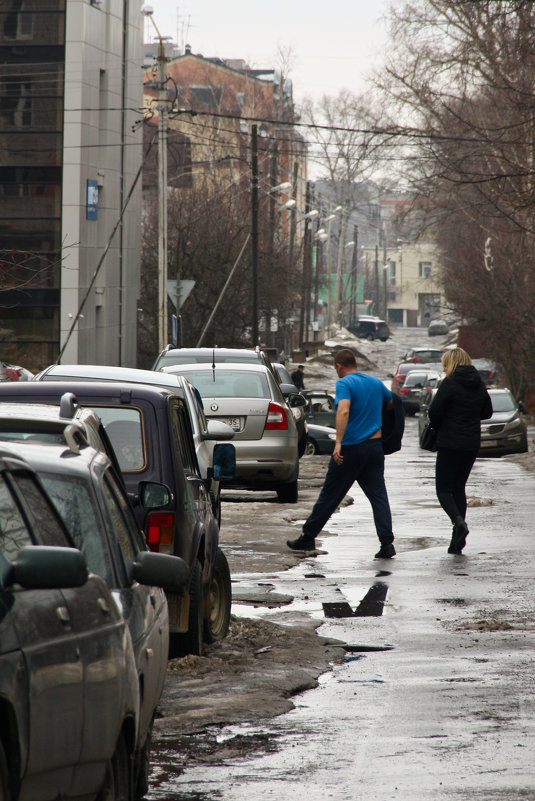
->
[287,393,306,408]
[138,481,172,509]
[387,373,394,378]
[203,419,235,441]
[5,546,88,590]
[279,382,299,397]
[129,551,188,593]
[212,442,236,481]
[518,401,526,413]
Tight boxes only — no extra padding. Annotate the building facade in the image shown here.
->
[0,0,143,371]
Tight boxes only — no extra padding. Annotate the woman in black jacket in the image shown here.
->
[429,348,492,554]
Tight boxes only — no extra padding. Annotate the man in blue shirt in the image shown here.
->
[287,348,396,558]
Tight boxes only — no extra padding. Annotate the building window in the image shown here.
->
[419,261,432,278]
[3,0,34,40]
[388,260,396,285]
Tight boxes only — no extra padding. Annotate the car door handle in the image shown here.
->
[98,597,111,615]
[56,606,70,625]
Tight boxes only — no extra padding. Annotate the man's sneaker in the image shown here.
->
[375,543,396,559]
[287,535,316,551]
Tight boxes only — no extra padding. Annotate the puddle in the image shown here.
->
[437,598,467,606]
[344,644,395,652]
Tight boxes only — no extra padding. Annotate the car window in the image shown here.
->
[13,473,72,549]
[40,472,115,585]
[90,406,145,472]
[100,472,139,561]
[0,474,33,559]
[169,400,198,475]
[178,369,270,399]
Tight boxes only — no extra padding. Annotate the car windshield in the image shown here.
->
[87,406,145,472]
[40,472,114,585]
[490,394,517,413]
[403,373,428,388]
[174,369,270,399]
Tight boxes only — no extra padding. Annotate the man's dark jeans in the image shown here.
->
[302,438,394,545]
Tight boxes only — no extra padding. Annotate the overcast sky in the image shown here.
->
[144,0,397,104]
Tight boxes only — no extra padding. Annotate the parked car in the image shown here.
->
[0,377,233,656]
[152,345,275,374]
[390,362,421,395]
[0,448,140,800]
[399,370,441,416]
[302,389,336,428]
[479,388,528,456]
[162,361,301,502]
[304,423,337,455]
[1,437,188,797]
[473,358,500,386]
[270,362,308,456]
[427,319,449,336]
[418,387,528,457]
[347,316,391,341]
[403,347,444,363]
[30,363,235,526]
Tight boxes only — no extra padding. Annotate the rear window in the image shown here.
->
[88,406,145,472]
[403,373,428,387]
[177,370,270,399]
[157,351,260,368]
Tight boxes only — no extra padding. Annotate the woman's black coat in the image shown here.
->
[428,365,492,451]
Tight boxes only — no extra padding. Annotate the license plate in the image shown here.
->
[222,417,241,431]
[481,440,497,447]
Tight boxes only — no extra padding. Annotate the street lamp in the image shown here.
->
[142,5,168,350]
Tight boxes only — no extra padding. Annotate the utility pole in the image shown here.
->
[374,244,380,315]
[349,224,358,323]
[251,124,259,346]
[156,30,168,350]
[333,206,348,328]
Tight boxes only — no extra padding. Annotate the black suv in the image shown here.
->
[0,380,232,658]
[348,317,391,341]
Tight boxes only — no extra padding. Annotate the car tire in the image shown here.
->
[380,338,388,342]
[98,731,132,801]
[203,547,231,643]
[277,479,298,503]
[211,489,222,528]
[0,740,10,801]
[134,719,153,800]
[169,560,203,658]
[305,438,318,455]
[365,334,374,341]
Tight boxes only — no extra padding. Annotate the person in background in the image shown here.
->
[287,348,396,558]
[428,347,492,554]
[291,365,305,390]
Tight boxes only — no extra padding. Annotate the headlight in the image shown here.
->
[503,415,523,432]
[327,432,336,441]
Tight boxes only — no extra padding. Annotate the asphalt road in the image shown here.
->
[149,327,535,801]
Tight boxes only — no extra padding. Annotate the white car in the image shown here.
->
[162,361,300,503]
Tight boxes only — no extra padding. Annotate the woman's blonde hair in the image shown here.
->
[442,347,472,375]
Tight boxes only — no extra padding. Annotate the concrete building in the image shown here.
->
[0,0,143,371]
[362,241,443,326]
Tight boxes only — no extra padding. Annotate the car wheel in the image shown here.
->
[305,438,318,455]
[203,547,231,643]
[98,731,132,801]
[169,560,203,658]
[365,334,374,341]
[211,489,222,528]
[134,719,153,800]
[0,740,10,801]
[277,479,298,503]
[380,337,388,342]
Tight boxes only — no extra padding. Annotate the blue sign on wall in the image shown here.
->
[86,179,99,220]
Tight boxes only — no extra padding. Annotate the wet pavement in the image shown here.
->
[147,328,535,800]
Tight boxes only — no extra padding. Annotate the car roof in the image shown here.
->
[3,438,108,478]
[162,361,270,375]
[0,379,184,403]
[37,363,189,389]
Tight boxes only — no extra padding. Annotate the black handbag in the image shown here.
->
[420,421,438,452]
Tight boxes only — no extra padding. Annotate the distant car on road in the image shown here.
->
[403,347,444,363]
[473,358,500,386]
[347,316,391,341]
[0,361,33,381]
[427,319,449,336]
[399,370,441,416]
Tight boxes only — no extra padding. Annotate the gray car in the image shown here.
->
[0,449,140,800]
[162,362,300,502]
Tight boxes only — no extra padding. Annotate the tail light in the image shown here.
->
[4,366,20,381]
[265,401,288,430]
[375,322,379,330]
[146,511,174,554]
[400,387,411,394]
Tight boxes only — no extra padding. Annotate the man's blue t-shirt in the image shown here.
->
[335,372,392,445]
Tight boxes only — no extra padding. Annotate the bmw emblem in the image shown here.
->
[210,403,219,411]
